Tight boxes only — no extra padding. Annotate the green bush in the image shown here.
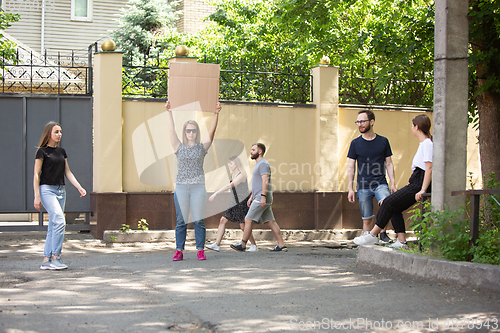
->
[409,172,500,265]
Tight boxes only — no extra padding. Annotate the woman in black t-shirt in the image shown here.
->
[33,122,87,270]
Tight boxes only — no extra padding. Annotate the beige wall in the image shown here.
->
[94,52,481,195]
[122,101,317,192]
[122,102,481,193]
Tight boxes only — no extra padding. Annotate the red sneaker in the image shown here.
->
[197,249,207,260]
[172,250,183,261]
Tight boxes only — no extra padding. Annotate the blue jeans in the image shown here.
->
[40,185,66,257]
[174,184,207,250]
[357,184,390,220]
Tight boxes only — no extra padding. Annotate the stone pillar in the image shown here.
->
[93,51,124,192]
[311,65,339,191]
[432,0,469,211]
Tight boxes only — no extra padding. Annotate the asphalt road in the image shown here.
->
[0,232,499,333]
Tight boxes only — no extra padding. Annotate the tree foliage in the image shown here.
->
[112,0,180,65]
[0,10,21,64]
[274,0,435,105]
[468,0,500,181]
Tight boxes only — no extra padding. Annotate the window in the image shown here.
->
[71,0,92,22]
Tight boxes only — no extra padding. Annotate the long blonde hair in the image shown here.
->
[37,121,61,149]
[229,155,246,178]
[182,120,201,145]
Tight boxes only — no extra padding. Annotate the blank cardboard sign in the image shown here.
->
[168,62,220,113]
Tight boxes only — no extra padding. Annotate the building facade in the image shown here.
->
[3,0,215,55]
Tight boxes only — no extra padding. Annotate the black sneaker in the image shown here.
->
[230,242,246,252]
[379,232,392,244]
[270,245,288,252]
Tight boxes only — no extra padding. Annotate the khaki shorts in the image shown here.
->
[245,200,275,224]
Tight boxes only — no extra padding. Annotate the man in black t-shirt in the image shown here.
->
[347,110,397,243]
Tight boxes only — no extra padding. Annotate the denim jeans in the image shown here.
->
[174,184,207,250]
[40,185,66,257]
[357,184,390,219]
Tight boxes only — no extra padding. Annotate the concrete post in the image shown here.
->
[93,51,124,192]
[432,0,469,211]
[311,65,339,191]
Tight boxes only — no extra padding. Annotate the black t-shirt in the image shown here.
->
[35,146,67,185]
[347,134,392,191]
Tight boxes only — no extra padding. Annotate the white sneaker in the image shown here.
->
[353,233,378,246]
[389,240,408,250]
[246,244,258,252]
[206,242,220,252]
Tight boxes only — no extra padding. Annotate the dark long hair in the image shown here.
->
[412,114,432,141]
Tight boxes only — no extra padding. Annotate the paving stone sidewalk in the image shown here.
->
[0,231,499,333]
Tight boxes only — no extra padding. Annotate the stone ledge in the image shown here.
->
[103,229,365,244]
[356,245,500,293]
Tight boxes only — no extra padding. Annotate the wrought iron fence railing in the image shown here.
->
[338,65,433,107]
[0,46,93,95]
[122,56,313,104]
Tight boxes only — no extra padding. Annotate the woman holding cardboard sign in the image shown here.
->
[166,101,221,261]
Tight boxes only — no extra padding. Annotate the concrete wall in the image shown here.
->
[90,52,482,238]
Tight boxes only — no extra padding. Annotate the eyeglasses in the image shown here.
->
[185,129,198,134]
[354,120,370,125]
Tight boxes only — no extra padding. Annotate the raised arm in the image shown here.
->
[64,160,87,197]
[202,102,221,151]
[347,158,356,203]
[33,159,43,211]
[165,101,181,152]
[385,156,397,193]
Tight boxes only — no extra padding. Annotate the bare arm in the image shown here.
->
[33,159,43,211]
[165,101,181,152]
[347,158,356,203]
[64,160,87,197]
[209,173,246,201]
[385,156,397,193]
[415,162,432,201]
[202,102,221,151]
[260,173,270,207]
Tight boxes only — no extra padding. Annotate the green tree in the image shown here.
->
[273,0,434,105]
[112,0,180,65]
[0,10,21,64]
[468,0,500,182]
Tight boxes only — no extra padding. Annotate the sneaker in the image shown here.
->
[197,250,207,260]
[353,233,379,246]
[389,240,408,250]
[172,250,183,261]
[49,257,68,270]
[230,242,246,252]
[363,231,370,236]
[246,244,258,252]
[270,245,288,252]
[40,260,53,270]
[206,242,220,252]
[379,232,392,244]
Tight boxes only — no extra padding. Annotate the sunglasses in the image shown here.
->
[185,129,198,134]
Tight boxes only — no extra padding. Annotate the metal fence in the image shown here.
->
[338,65,433,107]
[0,46,93,95]
[122,55,313,104]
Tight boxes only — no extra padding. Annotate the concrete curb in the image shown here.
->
[356,245,500,293]
[102,229,365,243]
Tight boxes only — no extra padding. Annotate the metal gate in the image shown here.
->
[0,95,93,231]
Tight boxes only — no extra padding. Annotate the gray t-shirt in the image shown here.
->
[251,158,273,204]
[175,143,207,185]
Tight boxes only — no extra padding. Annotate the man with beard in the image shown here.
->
[231,143,287,252]
[347,110,397,243]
